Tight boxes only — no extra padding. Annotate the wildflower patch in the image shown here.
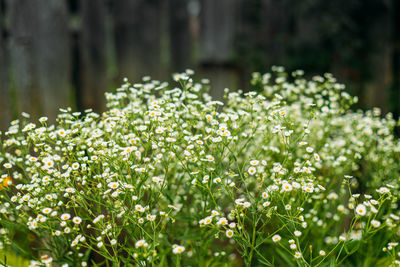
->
[0,68,399,266]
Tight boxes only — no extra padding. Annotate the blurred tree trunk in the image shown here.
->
[235,0,290,83]
[8,0,39,118]
[200,0,236,63]
[199,0,238,100]
[113,0,162,82]
[168,0,191,72]
[365,5,392,112]
[391,0,400,120]
[0,1,11,130]
[8,0,70,121]
[34,0,71,118]
[80,0,107,111]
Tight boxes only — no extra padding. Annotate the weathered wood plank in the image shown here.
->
[8,0,70,122]
[391,0,400,119]
[0,0,11,130]
[199,0,236,64]
[34,0,71,118]
[199,0,238,99]
[113,0,162,82]
[365,9,392,113]
[8,0,39,118]
[80,0,108,111]
[168,0,191,72]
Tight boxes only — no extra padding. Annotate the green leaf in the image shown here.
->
[344,239,360,255]
[375,257,392,267]
[329,258,336,267]
[318,258,336,267]
[257,257,272,266]
[256,235,265,247]
[159,254,167,267]
[276,248,295,267]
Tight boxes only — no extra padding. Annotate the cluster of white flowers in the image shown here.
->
[1,68,400,266]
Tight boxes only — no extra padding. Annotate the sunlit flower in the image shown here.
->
[282,183,293,192]
[250,160,259,166]
[371,220,381,228]
[72,163,80,170]
[248,167,256,175]
[226,229,234,238]
[272,235,281,242]
[355,204,367,216]
[172,244,185,254]
[72,217,82,224]
[42,208,52,214]
[61,213,71,221]
[108,182,119,189]
[3,163,12,169]
[294,251,302,259]
[135,239,148,248]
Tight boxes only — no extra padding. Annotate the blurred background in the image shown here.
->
[0,0,400,130]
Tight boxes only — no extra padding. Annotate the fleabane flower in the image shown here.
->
[248,167,256,175]
[211,210,219,217]
[135,204,144,212]
[71,162,80,170]
[108,182,119,189]
[213,177,221,183]
[155,127,164,134]
[226,229,234,238]
[135,239,148,248]
[72,217,82,224]
[61,213,71,221]
[272,235,281,242]
[371,219,381,228]
[250,160,259,166]
[58,129,67,137]
[172,244,185,254]
[216,217,228,226]
[203,216,213,225]
[42,208,52,214]
[65,188,75,193]
[355,204,367,216]
[294,230,302,237]
[39,117,48,123]
[263,201,271,207]
[282,183,293,192]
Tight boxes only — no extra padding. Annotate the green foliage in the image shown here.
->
[0,68,400,266]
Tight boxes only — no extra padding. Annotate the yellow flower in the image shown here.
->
[0,176,12,190]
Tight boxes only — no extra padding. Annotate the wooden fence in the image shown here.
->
[0,0,399,130]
